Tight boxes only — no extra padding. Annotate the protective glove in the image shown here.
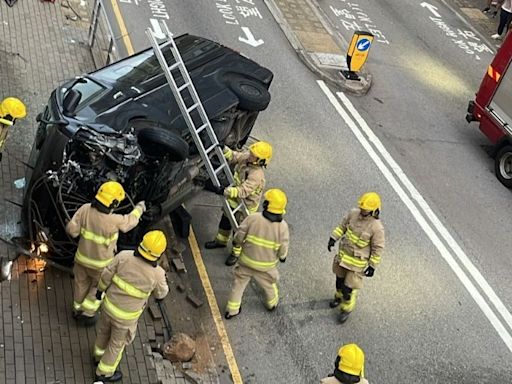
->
[95,290,103,301]
[142,205,160,221]
[364,266,375,277]
[279,258,286,263]
[327,237,336,252]
[136,201,146,213]
[155,297,164,303]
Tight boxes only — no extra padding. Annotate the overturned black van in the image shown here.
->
[23,34,273,264]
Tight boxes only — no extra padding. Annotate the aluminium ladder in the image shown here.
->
[145,21,249,229]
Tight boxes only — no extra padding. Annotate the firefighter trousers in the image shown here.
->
[214,211,246,246]
[332,257,362,313]
[93,311,137,377]
[226,264,279,316]
[73,263,103,317]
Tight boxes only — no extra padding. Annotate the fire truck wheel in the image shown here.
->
[495,145,512,188]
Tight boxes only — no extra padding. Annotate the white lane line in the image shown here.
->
[336,91,512,332]
[316,80,512,353]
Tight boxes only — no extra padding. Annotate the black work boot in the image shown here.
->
[95,371,123,382]
[205,240,226,249]
[338,311,351,324]
[225,306,241,320]
[225,255,238,266]
[329,297,342,308]
[78,313,98,327]
[72,309,83,319]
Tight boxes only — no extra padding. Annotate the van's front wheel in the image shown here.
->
[495,145,512,188]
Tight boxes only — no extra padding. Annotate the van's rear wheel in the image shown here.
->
[495,145,512,188]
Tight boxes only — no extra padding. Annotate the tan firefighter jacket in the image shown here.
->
[233,212,289,272]
[66,202,145,270]
[98,250,168,323]
[331,208,385,273]
[223,147,265,213]
[320,376,369,384]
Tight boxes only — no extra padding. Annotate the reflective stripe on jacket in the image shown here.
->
[224,149,265,212]
[66,203,143,270]
[99,250,168,323]
[234,212,289,272]
[331,208,385,273]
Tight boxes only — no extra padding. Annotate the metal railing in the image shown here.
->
[88,0,121,68]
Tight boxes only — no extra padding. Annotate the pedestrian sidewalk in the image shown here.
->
[0,1,220,383]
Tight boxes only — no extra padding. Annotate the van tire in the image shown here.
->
[495,145,512,188]
[228,77,271,111]
[133,120,189,162]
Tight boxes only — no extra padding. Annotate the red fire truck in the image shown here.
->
[467,32,512,188]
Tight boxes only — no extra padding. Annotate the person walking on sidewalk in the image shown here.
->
[492,0,512,39]
[224,188,289,319]
[66,181,146,324]
[93,230,169,382]
[205,141,272,266]
[0,97,26,162]
[320,344,369,384]
[327,192,385,324]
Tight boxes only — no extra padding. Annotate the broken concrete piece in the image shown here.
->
[186,293,204,308]
[163,332,196,362]
[176,282,186,292]
[172,257,186,272]
[149,304,162,320]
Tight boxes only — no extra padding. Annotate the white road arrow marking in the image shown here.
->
[149,18,166,39]
[420,2,442,18]
[239,27,264,47]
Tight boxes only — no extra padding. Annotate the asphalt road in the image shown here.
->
[104,0,512,382]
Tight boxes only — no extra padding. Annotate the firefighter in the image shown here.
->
[320,344,369,384]
[66,181,146,323]
[205,141,272,266]
[0,97,26,162]
[224,188,289,319]
[93,230,169,382]
[327,192,385,324]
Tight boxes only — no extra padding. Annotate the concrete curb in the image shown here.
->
[264,0,372,95]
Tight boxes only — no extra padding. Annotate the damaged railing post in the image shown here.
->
[87,0,121,68]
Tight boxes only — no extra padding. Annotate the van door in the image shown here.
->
[489,62,512,134]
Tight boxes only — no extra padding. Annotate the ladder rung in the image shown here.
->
[205,144,217,154]
[214,164,226,175]
[187,104,198,113]
[178,82,190,92]
[159,40,173,49]
[196,123,208,134]
[231,203,244,214]
[169,62,181,71]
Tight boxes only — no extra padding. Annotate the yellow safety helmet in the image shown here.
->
[249,141,272,166]
[358,192,381,212]
[264,188,287,214]
[0,97,26,126]
[337,343,365,377]
[95,181,126,208]
[138,230,167,261]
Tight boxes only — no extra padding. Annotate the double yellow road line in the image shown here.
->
[109,2,242,381]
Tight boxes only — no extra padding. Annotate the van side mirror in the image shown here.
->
[62,89,82,117]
